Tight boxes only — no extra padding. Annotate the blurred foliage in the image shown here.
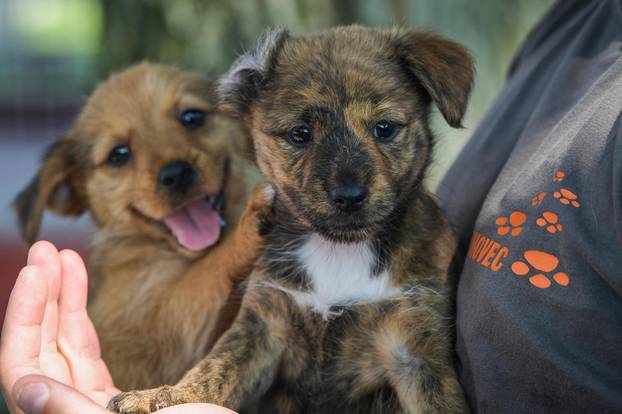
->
[98,0,376,76]
[1,0,555,127]
[99,0,553,80]
[14,0,102,55]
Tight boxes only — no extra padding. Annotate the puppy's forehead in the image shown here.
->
[266,31,413,110]
[90,65,211,113]
[76,64,214,137]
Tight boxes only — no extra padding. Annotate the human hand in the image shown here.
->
[1,241,236,414]
[13,375,236,414]
[0,241,118,412]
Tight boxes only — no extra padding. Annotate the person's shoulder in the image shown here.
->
[508,0,622,78]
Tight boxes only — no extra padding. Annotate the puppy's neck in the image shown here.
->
[294,233,401,318]
[260,199,404,318]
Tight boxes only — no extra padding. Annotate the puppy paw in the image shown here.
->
[107,390,154,413]
[107,386,185,413]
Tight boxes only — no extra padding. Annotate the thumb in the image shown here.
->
[13,375,107,414]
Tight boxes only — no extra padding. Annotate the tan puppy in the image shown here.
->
[14,63,272,390]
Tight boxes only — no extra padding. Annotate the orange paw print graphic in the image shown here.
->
[531,192,546,207]
[496,211,527,236]
[553,171,565,182]
[553,188,580,208]
[536,211,563,234]
[511,250,570,289]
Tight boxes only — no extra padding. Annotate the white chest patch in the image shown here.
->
[273,233,401,318]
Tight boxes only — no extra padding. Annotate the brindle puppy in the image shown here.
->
[109,26,474,413]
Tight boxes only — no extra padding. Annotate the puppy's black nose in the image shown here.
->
[158,160,196,194]
[331,185,368,213]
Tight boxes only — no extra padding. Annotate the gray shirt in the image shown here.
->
[438,1,622,412]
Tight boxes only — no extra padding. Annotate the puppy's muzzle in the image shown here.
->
[158,160,196,194]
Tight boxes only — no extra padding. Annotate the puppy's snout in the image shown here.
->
[158,160,196,194]
[330,185,368,213]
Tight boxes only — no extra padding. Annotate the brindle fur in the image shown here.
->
[109,26,473,413]
[14,63,272,390]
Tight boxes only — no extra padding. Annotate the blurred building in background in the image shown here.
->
[0,1,554,407]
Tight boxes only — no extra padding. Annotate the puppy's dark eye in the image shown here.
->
[287,126,312,147]
[107,145,131,166]
[179,110,205,129]
[373,120,401,142]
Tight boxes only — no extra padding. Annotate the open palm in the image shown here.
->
[0,241,119,411]
[0,241,235,414]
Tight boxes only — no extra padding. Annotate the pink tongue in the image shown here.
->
[164,199,222,251]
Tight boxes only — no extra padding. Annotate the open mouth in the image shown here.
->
[163,190,226,252]
[130,160,230,252]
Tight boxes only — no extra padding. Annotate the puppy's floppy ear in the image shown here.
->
[396,30,474,128]
[218,28,290,116]
[14,137,88,245]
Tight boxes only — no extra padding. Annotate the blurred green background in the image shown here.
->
[0,0,554,411]
[1,0,555,185]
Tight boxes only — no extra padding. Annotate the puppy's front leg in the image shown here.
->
[195,184,274,279]
[390,358,466,414]
[181,183,273,289]
[163,185,274,346]
[108,283,289,413]
[380,303,467,413]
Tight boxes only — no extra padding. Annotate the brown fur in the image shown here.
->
[14,63,272,390]
[108,26,473,413]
